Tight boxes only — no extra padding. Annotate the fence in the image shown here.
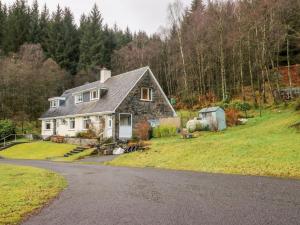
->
[0,134,34,148]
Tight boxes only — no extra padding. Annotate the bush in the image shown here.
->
[76,129,97,139]
[135,121,151,140]
[153,125,177,138]
[295,99,300,111]
[181,94,198,108]
[0,120,15,139]
[232,101,251,118]
[225,109,241,127]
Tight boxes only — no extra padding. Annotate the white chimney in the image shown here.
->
[100,68,111,83]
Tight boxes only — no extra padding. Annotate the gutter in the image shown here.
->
[39,111,114,120]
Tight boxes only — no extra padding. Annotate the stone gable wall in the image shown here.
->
[115,71,174,139]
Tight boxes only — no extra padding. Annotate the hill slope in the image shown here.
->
[108,109,300,179]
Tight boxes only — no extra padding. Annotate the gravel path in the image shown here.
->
[1,159,300,225]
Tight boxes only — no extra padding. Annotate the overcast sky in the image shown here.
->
[3,0,192,34]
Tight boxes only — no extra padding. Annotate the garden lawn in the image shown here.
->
[0,142,76,160]
[108,109,300,179]
[0,164,66,225]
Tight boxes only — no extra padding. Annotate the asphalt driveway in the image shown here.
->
[1,159,300,225]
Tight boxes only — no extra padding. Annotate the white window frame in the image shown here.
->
[69,118,75,130]
[108,117,112,128]
[50,100,59,108]
[83,116,90,130]
[45,120,51,130]
[75,93,83,104]
[140,87,153,101]
[90,89,100,101]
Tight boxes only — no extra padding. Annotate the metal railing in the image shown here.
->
[0,134,33,148]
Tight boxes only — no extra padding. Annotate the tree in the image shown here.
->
[27,0,40,43]
[61,8,79,74]
[168,0,188,92]
[79,4,104,70]
[0,2,7,52]
[39,5,50,54]
[3,0,30,53]
[45,5,79,74]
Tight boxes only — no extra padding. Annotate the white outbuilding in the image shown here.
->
[199,107,226,131]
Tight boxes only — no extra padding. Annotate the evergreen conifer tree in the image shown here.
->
[27,0,40,43]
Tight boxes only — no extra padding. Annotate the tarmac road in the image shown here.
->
[1,159,300,225]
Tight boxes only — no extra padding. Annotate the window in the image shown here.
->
[45,120,51,130]
[90,90,99,101]
[75,93,83,104]
[108,117,112,128]
[50,100,58,108]
[83,116,90,130]
[69,118,75,130]
[61,119,67,125]
[120,114,131,126]
[141,88,152,101]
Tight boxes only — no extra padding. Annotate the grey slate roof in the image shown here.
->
[199,107,223,113]
[40,67,149,119]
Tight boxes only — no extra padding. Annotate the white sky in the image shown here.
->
[2,0,192,34]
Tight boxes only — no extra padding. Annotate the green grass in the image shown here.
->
[0,141,76,160]
[0,164,66,225]
[108,109,300,179]
[52,149,95,162]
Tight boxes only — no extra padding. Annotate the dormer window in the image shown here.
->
[75,93,83,104]
[90,89,99,101]
[48,97,65,108]
[50,100,58,108]
[141,88,152,101]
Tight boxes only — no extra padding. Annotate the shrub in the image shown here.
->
[0,120,15,139]
[225,109,240,127]
[232,101,251,118]
[76,129,97,139]
[135,121,151,140]
[181,94,198,108]
[295,99,300,111]
[153,125,177,138]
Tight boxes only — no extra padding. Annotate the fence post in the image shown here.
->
[4,138,5,147]
[15,134,17,142]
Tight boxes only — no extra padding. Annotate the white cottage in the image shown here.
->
[40,67,177,140]
[199,107,226,131]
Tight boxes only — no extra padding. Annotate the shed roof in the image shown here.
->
[40,67,149,119]
[199,106,223,113]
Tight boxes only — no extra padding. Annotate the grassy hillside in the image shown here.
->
[0,142,76,160]
[0,164,66,225]
[108,108,300,179]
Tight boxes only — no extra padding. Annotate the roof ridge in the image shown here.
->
[63,66,149,94]
[111,66,149,79]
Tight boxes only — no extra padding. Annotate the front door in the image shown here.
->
[106,116,113,138]
[119,114,132,139]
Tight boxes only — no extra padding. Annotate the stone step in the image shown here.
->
[63,146,88,157]
[71,150,83,153]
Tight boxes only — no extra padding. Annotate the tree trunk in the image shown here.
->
[286,29,293,98]
[220,30,226,101]
[247,32,257,104]
[239,39,245,101]
[177,29,188,91]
